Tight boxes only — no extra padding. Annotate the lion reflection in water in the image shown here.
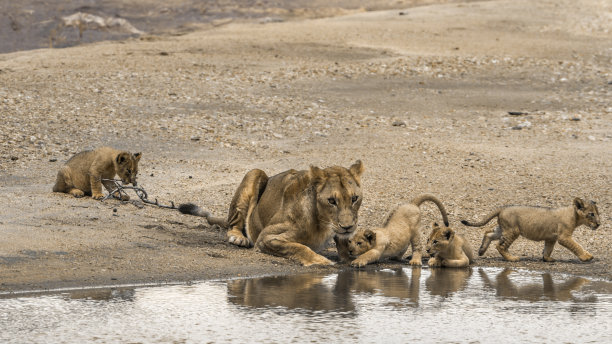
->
[226,268,423,312]
[478,268,592,302]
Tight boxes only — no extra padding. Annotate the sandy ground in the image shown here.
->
[1,0,611,293]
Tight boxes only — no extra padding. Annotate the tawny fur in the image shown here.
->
[461,198,600,262]
[180,161,364,266]
[346,194,450,267]
[52,147,141,200]
[426,222,474,268]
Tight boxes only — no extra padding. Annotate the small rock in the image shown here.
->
[570,117,581,121]
[508,111,528,116]
[588,136,596,141]
[49,158,57,162]
[190,136,201,141]
[10,156,18,161]
[392,120,407,127]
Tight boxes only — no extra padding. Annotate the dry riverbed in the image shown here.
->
[1,0,611,292]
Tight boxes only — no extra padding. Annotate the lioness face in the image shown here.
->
[347,229,375,256]
[116,152,141,186]
[313,161,364,236]
[574,198,601,230]
[426,223,453,256]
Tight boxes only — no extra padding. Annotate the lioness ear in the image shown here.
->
[349,160,364,185]
[574,198,585,210]
[116,152,129,165]
[309,165,326,183]
[364,229,376,243]
[134,152,142,162]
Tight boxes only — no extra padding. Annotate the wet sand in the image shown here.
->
[0,0,611,292]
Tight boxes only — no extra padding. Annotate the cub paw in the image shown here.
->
[408,257,423,266]
[228,233,252,248]
[70,189,85,198]
[350,257,369,268]
[579,253,594,262]
[428,257,440,267]
[92,193,105,200]
[543,256,555,262]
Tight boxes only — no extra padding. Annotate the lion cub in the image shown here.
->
[52,147,141,200]
[347,194,449,267]
[425,222,474,268]
[461,198,600,262]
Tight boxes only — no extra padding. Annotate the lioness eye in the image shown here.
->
[433,240,438,244]
[328,198,337,206]
[127,169,132,174]
[351,195,358,203]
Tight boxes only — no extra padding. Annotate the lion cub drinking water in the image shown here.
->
[425,222,474,268]
[53,147,141,200]
[345,194,449,267]
[461,198,600,262]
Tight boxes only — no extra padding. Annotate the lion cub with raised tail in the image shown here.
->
[461,198,600,262]
[53,147,141,200]
[426,222,474,268]
[346,194,449,267]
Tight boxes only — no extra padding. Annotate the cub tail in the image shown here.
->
[410,194,449,227]
[461,209,501,227]
[178,203,228,228]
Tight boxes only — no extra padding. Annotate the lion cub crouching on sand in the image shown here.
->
[461,198,600,262]
[53,147,141,200]
[426,222,474,268]
[343,194,449,267]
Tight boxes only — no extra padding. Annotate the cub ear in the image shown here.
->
[364,229,376,244]
[573,198,585,210]
[133,152,142,162]
[116,152,129,165]
[348,160,364,185]
[443,229,454,240]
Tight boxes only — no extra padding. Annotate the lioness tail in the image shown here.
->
[410,194,449,227]
[461,209,501,227]
[178,203,228,228]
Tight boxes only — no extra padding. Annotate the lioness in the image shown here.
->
[179,161,364,266]
[426,222,474,268]
[52,147,141,200]
[461,198,600,262]
[345,194,449,267]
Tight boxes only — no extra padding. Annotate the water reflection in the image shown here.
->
[478,268,596,302]
[1,268,611,344]
[426,267,472,297]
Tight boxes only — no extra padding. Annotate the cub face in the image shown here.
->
[115,152,141,186]
[426,222,454,256]
[347,229,376,256]
[312,160,364,236]
[574,198,600,230]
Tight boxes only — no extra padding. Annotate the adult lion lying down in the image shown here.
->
[180,161,364,266]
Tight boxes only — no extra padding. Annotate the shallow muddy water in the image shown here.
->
[1,267,611,343]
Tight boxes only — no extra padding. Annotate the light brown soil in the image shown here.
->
[1,0,611,292]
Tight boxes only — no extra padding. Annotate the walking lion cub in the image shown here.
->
[344,194,449,267]
[461,198,600,262]
[425,222,474,268]
[53,147,141,200]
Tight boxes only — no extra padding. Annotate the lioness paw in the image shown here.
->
[92,193,105,200]
[304,255,334,267]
